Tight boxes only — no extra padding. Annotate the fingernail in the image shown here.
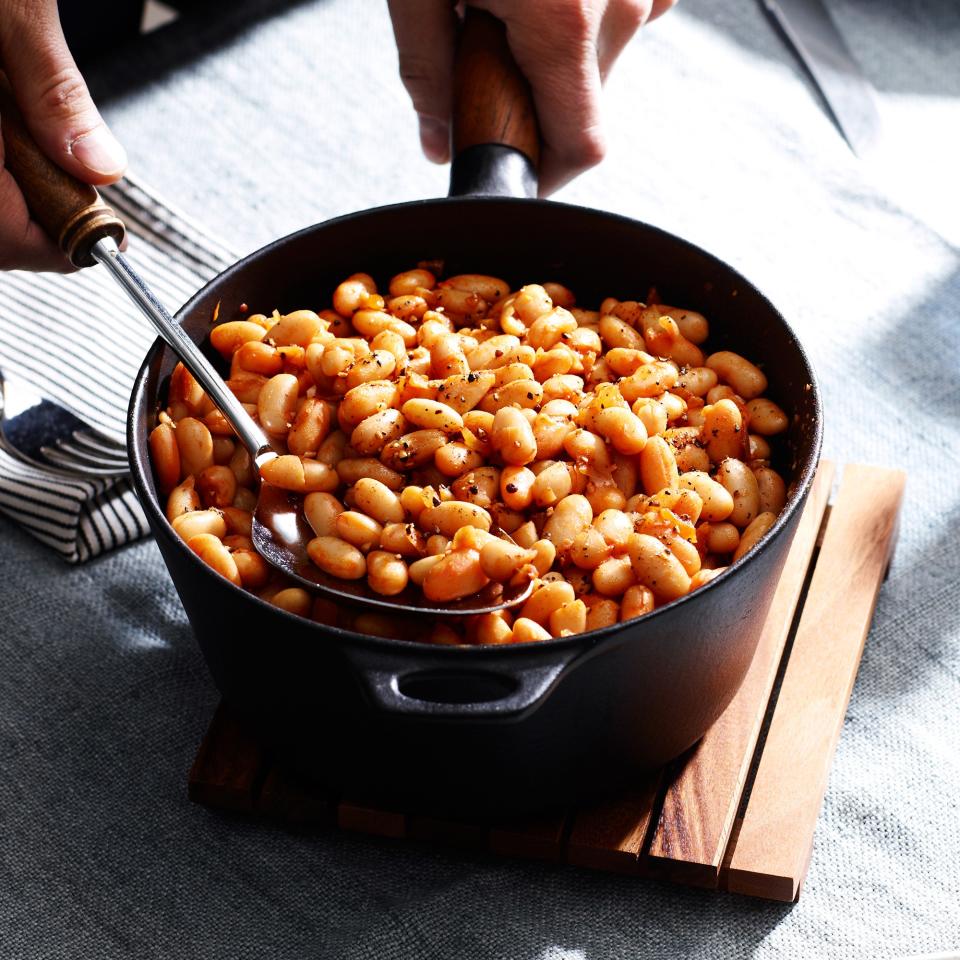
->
[418,117,450,164]
[69,126,127,176]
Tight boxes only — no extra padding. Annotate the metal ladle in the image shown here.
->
[0,79,533,617]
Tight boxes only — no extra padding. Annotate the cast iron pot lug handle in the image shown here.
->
[344,646,579,722]
[447,9,541,200]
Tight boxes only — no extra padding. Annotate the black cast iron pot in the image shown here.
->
[127,13,821,816]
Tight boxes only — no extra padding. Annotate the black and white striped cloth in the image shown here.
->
[0,175,235,562]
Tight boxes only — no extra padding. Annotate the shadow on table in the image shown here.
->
[678,0,960,97]
[83,0,320,105]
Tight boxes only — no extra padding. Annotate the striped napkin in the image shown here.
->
[0,175,236,562]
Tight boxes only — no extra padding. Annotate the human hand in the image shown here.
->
[387,0,677,196]
[0,0,127,271]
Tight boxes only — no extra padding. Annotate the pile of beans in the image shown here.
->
[149,267,790,645]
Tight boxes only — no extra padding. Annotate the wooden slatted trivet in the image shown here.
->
[189,462,905,902]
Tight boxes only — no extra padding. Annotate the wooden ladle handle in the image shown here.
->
[449,8,541,197]
[0,74,125,268]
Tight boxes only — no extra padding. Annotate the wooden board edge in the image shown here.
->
[724,464,906,900]
[645,460,835,877]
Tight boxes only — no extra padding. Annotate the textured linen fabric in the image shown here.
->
[2,0,958,957]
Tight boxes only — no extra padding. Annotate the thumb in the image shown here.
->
[387,0,457,164]
[0,1,126,185]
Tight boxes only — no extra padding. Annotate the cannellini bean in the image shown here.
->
[733,511,777,561]
[628,533,691,600]
[703,521,740,554]
[512,617,553,643]
[690,568,725,590]
[333,274,377,315]
[706,351,767,399]
[492,407,537,465]
[549,599,587,637]
[232,548,270,590]
[746,398,788,435]
[584,596,620,631]
[618,361,679,402]
[702,399,744,463]
[172,509,227,542]
[530,538,557,575]
[352,477,405,524]
[338,380,399,430]
[380,522,427,557]
[473,612,514,645]
[749,434,772,460]
[210,320,267,356]
[350,408,407,456]
[422,548,489,601]
[594,406,647,455]
[434,371,495,414]
[307,536,367,579]
[197,465,237,508]
[715,458,761,528]
[754,466,787,515]
[149,423,180,494]
[541,494,593,552]
[620,584,655,621]
[593,509,633,549]
[677,366,718,397]
[409,553,444,586]
[434,441,484,478]
[175,417,214,479]
[480,539,537,581]
[304,492,344,537]
[188,533,241,586]
[257,373,299,435]
[260,455,338,493]
[569,527,612,570]
[336,457,404,490]
[366,551,410,596]
[531,461,573,507]
[270,587,312,617]
[639,436,680,495]
[451,465,500,507]
[221,506,253,538]
[600,313,644,350]
[389,268,435,297]
[336,511,383,551]
[418,500,492,537]
[270,310,323,347]
[521,581,576,626]
[401,398,464,433]
[381,429,448,470]
[592,555,635,597]
[679,471,735,522]
[346,350,397,389]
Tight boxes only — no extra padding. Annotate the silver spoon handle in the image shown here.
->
[92,237,273,462]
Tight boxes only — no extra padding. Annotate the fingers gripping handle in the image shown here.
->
[0,74,125,268]
[449,9,542,198]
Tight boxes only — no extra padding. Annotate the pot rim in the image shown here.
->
[127,195,823,659]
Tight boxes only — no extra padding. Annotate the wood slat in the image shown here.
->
[338,801,408,839]
[258,765,332,825]
[725,465,906,901]
[407,815,488,849]
[646,462,835,886]
[488,811,569,862]
[564,773,663,873]
[187,702,266,813]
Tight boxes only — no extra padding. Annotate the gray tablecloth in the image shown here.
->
[2,1,958,956]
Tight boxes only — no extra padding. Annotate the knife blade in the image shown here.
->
[760,0,882,156]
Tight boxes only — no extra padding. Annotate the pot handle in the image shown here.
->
[343,644,578,722]
[448,9,541,199]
